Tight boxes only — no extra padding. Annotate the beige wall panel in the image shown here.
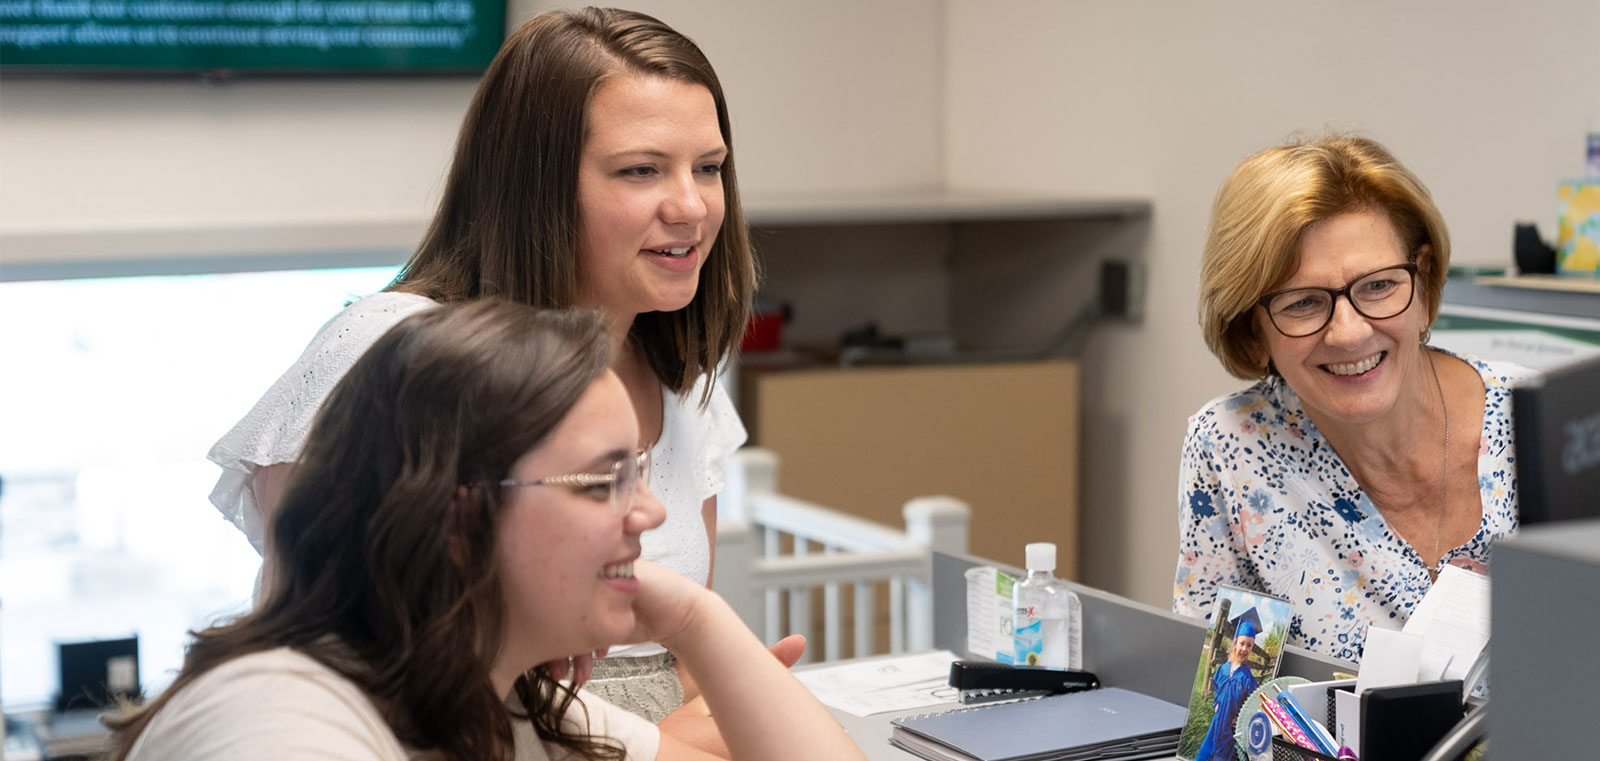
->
[748,361,1079,576]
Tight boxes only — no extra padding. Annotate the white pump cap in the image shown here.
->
[1024,542,1056,572]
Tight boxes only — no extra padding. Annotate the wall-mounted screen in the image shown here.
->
[0,0,505,74]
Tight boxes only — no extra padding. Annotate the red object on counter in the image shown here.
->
[742,310,784,352]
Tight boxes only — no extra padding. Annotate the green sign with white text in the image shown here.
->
[0,0,503,72]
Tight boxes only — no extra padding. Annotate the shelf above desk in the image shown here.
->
[740,189,1153,352]
[1,190,1152,282]
[744,189,1152,227]
[1471,274,1600,294]
[1442,275,1600,321]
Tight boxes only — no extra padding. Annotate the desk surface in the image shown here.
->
[813,552,1352,760]
[822,676,1183,761]
[826,691,940,761]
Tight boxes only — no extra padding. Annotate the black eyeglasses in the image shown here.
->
[1255,263,1418,338]
[499,449,652,516]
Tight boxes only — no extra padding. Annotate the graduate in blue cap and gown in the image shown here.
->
[1195,607,1263,761]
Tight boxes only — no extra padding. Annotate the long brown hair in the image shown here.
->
[393,7,756,398]
[106,302,621,761]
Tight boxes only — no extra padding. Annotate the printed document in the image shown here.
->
[795,650,959,717]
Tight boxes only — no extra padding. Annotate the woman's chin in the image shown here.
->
[646,293,698,315]
[1307,393,1399,429]
[1291,369,1405,427]
[600,611,638,646]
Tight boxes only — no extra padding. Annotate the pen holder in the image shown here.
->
[1270,736,1338,761]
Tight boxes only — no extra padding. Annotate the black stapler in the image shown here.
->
[947,660,1100,704]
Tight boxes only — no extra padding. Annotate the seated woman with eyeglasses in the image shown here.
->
[1173,137,1534,663]
[107,301,865,761]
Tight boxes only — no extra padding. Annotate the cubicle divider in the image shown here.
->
[930,551,1351,705]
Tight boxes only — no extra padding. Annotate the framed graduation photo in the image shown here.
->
[1177,585,1294,761]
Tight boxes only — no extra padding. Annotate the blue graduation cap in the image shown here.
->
[1230,606,1263,640]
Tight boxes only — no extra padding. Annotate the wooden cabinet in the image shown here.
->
[744,360,1080,574]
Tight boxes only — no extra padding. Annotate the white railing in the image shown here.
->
[714,447,970,663]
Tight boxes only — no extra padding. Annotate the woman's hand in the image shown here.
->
[544,647,607,686]
[661,635,808,758]
[675,634,806,704]
[643,567,865,761]
[628,560,712,648]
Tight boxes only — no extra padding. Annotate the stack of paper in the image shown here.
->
[1401,565,1491,682]
[1357,565,1491,693]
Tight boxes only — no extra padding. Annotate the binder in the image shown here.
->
[888,687,1187,761]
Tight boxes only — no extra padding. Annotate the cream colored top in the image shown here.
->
[125,647,659,761]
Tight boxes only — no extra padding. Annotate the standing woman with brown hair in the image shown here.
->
[207,6,768,728]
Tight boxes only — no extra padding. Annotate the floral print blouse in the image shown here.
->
[1172,351,1533,662]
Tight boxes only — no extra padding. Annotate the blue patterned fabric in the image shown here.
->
[1172,350,1533,662]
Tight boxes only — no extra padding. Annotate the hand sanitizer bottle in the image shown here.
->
[1011,542,1080,669]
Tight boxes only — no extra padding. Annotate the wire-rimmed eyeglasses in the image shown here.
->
[499,448,652,516]
[1255,263,1418,338]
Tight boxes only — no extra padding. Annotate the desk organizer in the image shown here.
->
[1270,735,1337,761]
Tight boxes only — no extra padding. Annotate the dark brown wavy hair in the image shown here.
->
[392,6,756,399]
[105,301,622,761]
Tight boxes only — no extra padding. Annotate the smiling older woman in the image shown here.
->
[1173,137,1535,663]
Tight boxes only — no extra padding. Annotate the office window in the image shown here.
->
[0,265,398,709]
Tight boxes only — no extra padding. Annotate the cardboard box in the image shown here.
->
[745,360,1079,576]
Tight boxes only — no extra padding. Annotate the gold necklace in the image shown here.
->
[1427,350,1449,581]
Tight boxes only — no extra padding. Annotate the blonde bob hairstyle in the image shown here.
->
[1198,136,1451,380]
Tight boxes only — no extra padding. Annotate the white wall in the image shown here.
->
[5,0,1595,609]
[0,73,472,237]
[943,0,1600,606]
[0,0,943,261]
[608,1,944,198]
